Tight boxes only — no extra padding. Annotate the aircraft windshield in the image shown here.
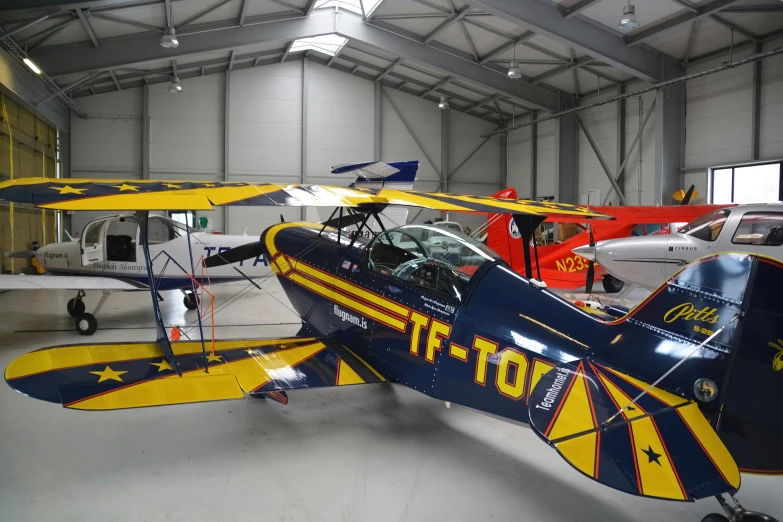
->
[678,209,731,242]
[367,224,501,300]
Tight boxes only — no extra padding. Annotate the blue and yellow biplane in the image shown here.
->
[0,172,780,522]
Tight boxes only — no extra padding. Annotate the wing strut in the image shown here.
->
[184,216,209,373]
[512,214,546,279]
[137,211,180,376]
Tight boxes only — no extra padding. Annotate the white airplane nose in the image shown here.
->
[572,245,596,261]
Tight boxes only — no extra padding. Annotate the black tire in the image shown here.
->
[701,515,730,522]
[75,313,98,336]
[67,298,85,317]
[602,275,624,293]
[183,292,199,310]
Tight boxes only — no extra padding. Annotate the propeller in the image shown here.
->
[584,223,596,294]
[202,241,264,268]
[680,185,695,206]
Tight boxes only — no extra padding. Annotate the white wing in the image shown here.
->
[0,274,141,290]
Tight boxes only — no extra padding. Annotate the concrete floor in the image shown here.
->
[0,281,780,522]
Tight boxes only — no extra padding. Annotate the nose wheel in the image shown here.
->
[68,290,112,336]
[182,291,199,310]
[703,495,780,522]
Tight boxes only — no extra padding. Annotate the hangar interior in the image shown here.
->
[0,0,782,521]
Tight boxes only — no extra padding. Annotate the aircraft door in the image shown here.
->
[80,219,109,265]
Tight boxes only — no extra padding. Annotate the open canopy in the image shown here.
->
[0,177,610,219]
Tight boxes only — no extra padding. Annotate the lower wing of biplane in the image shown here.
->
[5,337,385,410]
[528,360,740,502]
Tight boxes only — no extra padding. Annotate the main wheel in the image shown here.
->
[602,275,624,293]
[67,298,85,317]
[75,313,98,335]
[183,292,199,310]
[701,515,729,522]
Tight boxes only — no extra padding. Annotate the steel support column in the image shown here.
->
[441,107,450,193]
[654,61,685,205]
[224,71,231,231]
[751,40,762,160]
[142,84,150,180]
[530,112,537,200]
[615,83,625,197]
[555,95,579,204]
[301,58,308,220]
[500,123,508,189]
[374,82,381,161]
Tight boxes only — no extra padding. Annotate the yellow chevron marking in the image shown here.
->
[529,360,556,401]
[597,373,686,500]
[289,273,407,331]
[296,261,409,318]
[548,369,597,478]
[601,366,740,490]
[337,360,364,385]
[5,339,315,380]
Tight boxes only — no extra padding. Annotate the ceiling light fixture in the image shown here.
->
[507,41,521,79]
[618,2,640,31]
[160,27,178,48]
[507,61,522,79]
[438,95,449,110]
[23,57,42,75]
[169,77,182,93]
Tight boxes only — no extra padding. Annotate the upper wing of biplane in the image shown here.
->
[5,337,385,410]
[0,177,608,218]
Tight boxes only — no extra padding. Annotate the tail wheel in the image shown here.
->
[67,298,85,317]
[183,292,199,310]
[75,313,98,335]
[602,275,624,293]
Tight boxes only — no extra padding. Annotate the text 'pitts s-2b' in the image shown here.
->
[1,162,781,522]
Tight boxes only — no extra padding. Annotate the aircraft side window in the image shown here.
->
[82,221,102,246]
[679,209,731,242]
[731,213,783,246]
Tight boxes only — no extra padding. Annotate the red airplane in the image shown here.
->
[485,187,731,292]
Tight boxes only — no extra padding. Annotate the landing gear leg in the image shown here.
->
[703,494,780,522]
[66,290,86,317]
[75,290,111,336]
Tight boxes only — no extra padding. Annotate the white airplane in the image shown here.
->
[573,203,783,289]
[0,161,420,335]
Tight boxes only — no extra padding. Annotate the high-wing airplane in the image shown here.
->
[0,161,419,335]
[573,203,783,289]
[0,177,780,522]
[485,187,731,293]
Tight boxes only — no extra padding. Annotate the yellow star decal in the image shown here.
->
[51,185,87,195]
[206,353,223,363]
[150,359,173,372]
[112,183,140,192]
[163,183,181,189]
[90,365,128,383]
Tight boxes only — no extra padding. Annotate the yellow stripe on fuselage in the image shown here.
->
[289,273,407,331]
[296,261,409,319]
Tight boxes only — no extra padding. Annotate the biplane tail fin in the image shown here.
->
[528,360,740,501]
[485,188,525,268]
[598,253,783,475]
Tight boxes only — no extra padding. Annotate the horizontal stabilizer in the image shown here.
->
[528,360,740,501]
[5,337,385,411]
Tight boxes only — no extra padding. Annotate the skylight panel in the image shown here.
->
[314,0,383,17]
[289,34,348,57]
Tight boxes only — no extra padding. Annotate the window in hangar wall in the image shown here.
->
[711,161,782,204]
